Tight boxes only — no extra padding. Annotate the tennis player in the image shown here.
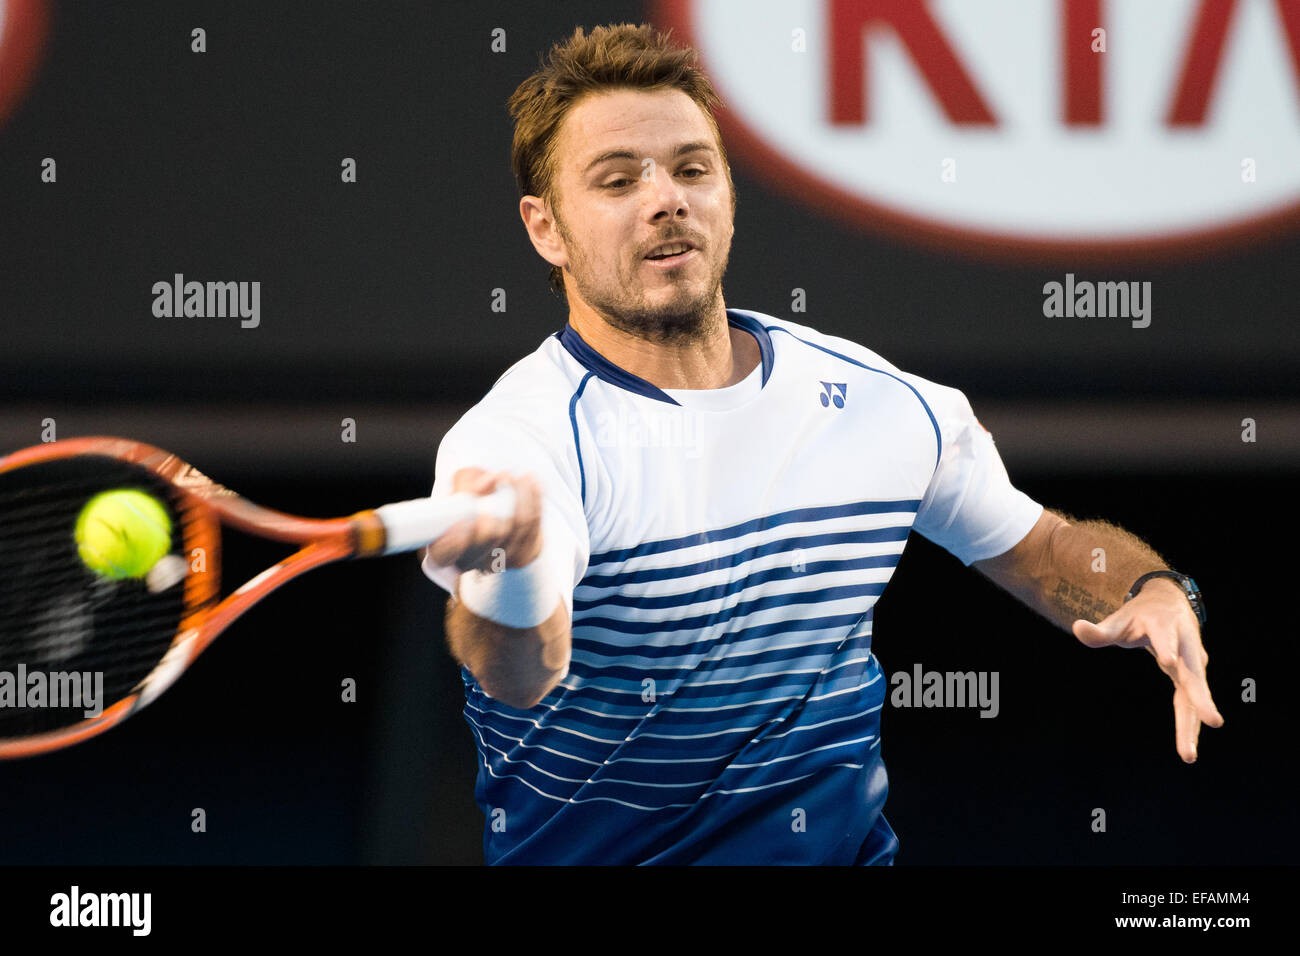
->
[421,23,1222,865]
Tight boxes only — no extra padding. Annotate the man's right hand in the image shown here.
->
[424,467,545,574]
[427,466,569,709]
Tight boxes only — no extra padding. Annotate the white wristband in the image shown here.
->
[456,556,560,629]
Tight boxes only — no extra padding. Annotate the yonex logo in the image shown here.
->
[819,382,847,408]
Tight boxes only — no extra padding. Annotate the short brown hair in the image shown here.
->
[507,23,733,300]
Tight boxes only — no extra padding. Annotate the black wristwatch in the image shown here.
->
[1125,570,1206,626]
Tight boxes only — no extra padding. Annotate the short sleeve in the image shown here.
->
[907,379,1043,566]
[419,413,590,618]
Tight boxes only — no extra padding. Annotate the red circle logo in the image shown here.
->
[654,0,1300,263]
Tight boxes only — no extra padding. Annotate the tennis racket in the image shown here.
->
[0,435,515,759]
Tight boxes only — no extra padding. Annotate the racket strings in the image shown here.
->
[0,457,207,738]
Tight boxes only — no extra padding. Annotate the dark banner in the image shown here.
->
[1,0,1296,402]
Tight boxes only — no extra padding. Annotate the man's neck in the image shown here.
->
[567,305,760,391]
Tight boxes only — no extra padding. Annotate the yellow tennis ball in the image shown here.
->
[74,489,173,579]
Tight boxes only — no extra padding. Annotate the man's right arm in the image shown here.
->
[445,594,570,710]
[426,466,575,710]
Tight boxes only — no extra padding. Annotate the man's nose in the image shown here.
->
[645,165,688,220]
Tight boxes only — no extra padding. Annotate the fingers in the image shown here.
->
[451,471,515,572]
[1072,609,1137,649]
[425,469,544,573]
[451,467,490,494]
[1071,619,1104,646]
[1076,604,1225,763]
[1149,629,1181,671]
[423,515,480,569]
[426,467,494,568]
[1072,617,1121,647]
[1156,622,1223,762]
[1176,620,1225,729]
[1080,606,1185,677]
[500,473,543,567]
[1173,683,1200,763]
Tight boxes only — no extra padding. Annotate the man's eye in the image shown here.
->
[681,168,706,178]
[603,178,633,189]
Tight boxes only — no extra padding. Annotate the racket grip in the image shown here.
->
[374,485,517,555]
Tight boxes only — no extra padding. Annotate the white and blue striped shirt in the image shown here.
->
[423,309,1042,864]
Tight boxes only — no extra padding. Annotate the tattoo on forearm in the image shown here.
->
[1050,577,1117,624]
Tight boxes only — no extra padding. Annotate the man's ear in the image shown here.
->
[520,195,568,269]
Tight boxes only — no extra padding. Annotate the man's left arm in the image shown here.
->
[972,508,1224,763]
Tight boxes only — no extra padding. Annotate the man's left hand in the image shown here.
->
[1071,579,1224,763]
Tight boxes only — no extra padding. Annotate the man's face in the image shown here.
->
[545,87,735,344]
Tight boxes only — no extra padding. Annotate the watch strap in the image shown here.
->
[1125,570,1206,626]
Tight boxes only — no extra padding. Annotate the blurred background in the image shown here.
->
[0,0,1294,864]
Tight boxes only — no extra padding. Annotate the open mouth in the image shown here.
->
[645,241,696,265]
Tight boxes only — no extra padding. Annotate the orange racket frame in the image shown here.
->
[0,436,453,759]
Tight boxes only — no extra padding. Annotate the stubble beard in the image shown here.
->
[560,219,732,348]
